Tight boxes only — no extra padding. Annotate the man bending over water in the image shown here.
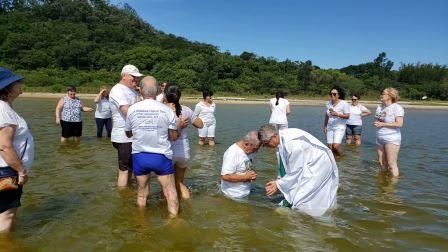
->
[258,124,339,216]
[220,131,260,199]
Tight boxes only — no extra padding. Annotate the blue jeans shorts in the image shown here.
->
[346,125,362,136]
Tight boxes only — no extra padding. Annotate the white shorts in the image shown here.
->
[198,123,216,138]
[326,128,345,144]
[376,134,401,146]
[271,123,288,131]
[173,157,189,168]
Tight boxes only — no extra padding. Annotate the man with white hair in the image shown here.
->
[125,76,185,217]
[109,64,143,187]
[220,131,260,199]
[258,124,339,216]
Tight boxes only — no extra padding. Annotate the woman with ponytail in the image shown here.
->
[268,91,291,130]
[165,84,203,199]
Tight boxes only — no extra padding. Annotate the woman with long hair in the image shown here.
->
[165,84,203,199]
[268,91,291,130]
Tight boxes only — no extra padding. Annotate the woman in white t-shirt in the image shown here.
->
[93,86,112,138]
[374,87,404,177]
[0,68,34,232]
[323,86,350,157]
[165,84,203,199]
[269,91,291,130]
[346,94,371,145]
[193,88,216,146]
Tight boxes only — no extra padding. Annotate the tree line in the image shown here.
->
[1,0,447,100]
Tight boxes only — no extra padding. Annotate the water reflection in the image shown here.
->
[8,99,448,251]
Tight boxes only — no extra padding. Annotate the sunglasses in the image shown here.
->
[330,92,338,96]
[351,98,358,101]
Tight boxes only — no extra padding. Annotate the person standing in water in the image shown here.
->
[109,64,143,187]
[374,87,404,177]
[94,86,112,138]
[165,84,203,199]
[323,86,350,156]
[346,94,371,145]
[268,91,291,130]
[55,85,93,142]
[193,88,216,146]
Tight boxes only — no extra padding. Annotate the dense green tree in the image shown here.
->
[0,1,447,99]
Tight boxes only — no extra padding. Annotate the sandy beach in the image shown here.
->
[20,92,448,109]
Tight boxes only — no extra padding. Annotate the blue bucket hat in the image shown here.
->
[0,67,24,91]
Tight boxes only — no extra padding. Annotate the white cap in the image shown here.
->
[121,64,143,77]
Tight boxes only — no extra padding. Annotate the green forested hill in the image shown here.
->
[1,0,447,99]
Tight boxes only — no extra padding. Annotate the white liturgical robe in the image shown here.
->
[275,128,339,216]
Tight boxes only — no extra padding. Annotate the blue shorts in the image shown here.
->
[132,152,174,176]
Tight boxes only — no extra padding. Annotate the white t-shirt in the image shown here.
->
[269,98,289,125]
[156,93,164,103]
[170,105,196,159]
[95,97,112,119]
[125,99,177,159]
[109,83,138,143]
[193,101,216,125]
[376,103,405,136]
[326,100,350,130]
[220,143,253,198]
[347,104,368,126]
[0,101,34,172]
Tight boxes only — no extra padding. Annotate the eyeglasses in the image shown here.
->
[330,92,338,96]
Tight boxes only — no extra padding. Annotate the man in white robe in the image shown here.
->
[258,124,339,216]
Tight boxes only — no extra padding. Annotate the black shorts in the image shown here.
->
[112,142,133,172]
[61,120,82,138]
[0,187,23,214]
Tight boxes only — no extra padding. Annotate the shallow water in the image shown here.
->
[2,98,448,251]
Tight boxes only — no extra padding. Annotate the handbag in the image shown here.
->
[0,138,27,192]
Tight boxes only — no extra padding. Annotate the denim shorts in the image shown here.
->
[0,167,22,213]
[346,124,362,136]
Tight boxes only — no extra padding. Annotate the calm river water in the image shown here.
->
[1,98,447,251]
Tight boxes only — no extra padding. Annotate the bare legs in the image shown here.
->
[346,135,362,145]
[136,174,179,218]
[174,165,190,199]
[0,208,17,233]
[117,170,132,187]
[328,143,343,157]
[377,144,400,177]
[157,175,179,218]
[198,137,215,146]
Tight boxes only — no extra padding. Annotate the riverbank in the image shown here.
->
[20,92,448,109]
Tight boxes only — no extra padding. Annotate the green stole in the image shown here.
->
[278,153,292,208]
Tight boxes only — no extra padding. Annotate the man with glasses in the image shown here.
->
[109,64,143,187]
[220,131,260,199]
[258,124,339,216]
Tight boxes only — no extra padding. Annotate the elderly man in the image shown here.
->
[258,124,339,216]
[220,131,260,199]
[109,64,143,187]
[125,76,185,217]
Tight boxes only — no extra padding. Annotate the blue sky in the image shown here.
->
[112,0,447,69]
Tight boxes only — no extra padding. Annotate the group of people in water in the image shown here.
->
[0,65,404,231]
